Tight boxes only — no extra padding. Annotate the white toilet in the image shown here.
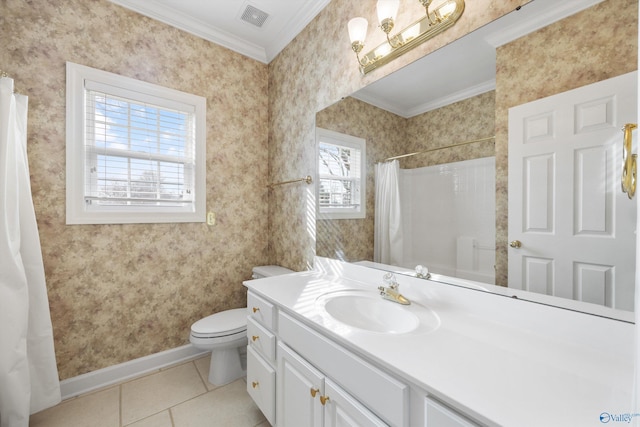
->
[189,265,293,385]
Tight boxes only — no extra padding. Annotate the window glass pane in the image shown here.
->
[318,140,362,210]
[86,90,195,206]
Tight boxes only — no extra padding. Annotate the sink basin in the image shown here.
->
[316,290,440,334]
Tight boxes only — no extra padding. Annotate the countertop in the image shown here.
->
[244,258,635,427]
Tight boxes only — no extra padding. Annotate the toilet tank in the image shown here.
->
[251,265,294,279]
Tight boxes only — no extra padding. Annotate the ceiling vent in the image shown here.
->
[241,5,269,28]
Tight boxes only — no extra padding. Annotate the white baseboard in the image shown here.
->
[60,345,208,400]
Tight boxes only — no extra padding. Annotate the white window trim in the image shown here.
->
[316,127,366,220]
[66,62,206,224]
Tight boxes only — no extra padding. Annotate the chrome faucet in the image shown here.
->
[378,273,411,305]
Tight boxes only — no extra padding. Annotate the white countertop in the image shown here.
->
[244,258,635,427]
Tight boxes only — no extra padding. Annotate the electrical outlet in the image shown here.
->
[207,211,216,225]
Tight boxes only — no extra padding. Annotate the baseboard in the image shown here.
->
[59,345,208,400]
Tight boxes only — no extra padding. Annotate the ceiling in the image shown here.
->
[110,0,603,117]
[109,0,331,63]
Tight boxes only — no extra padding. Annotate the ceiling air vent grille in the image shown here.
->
[241,5,269,28]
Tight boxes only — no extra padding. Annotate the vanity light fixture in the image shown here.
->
[348,0,465,74]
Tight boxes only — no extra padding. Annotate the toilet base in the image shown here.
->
[208,345,247,386]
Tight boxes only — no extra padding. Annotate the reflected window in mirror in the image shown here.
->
[316,128,366,219]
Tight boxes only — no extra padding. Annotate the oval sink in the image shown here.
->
[317,290,440,334]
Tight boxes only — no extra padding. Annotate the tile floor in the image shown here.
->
[29,355,269,427]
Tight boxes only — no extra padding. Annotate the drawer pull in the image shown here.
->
[251,335,259,342]
[252,307,260,313]
[320,395,330,406]
[252,381,259,389]
[310,387,320,398]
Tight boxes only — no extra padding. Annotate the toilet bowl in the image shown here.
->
[189,265,293,386]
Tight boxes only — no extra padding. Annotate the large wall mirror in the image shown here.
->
[315,0,638,319]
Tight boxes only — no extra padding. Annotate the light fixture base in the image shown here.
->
[357,0,465,75]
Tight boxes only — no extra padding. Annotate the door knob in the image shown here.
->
[509,240,522,248]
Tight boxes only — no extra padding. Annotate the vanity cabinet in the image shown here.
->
[246,289,482,427]
[246,293,277,426]
[278,342,386,427]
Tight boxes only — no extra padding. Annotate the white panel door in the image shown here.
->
[323,378,387,427]
[277,343,324,427]
[508,71,637,311]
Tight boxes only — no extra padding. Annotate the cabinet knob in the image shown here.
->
[310,387,320,398]
[252,381,259,389]
[252,307,260,313]
[320,395,330,406]
[251,335,259,342]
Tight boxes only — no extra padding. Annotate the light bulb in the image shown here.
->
[376,0,400,24]
[348,17,368,44]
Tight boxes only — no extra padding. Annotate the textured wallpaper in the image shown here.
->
[315,92,495,263]
[0,0,552,380]
[268,0,530,272]
[1,0,269,379]
[315,97,406,262]
[494,0,638,285]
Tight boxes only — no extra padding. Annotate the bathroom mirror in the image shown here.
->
[315,0,638,319]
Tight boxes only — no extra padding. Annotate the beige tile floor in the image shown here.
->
[30,355,269,427]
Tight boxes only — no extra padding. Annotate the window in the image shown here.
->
[316,128,366,219]
[66,62,206,224]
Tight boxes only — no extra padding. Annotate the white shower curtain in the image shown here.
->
[374,160,403,265]
[0,77,60,426]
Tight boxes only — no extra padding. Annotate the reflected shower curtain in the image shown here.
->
[374,160,403,265]
[0,77,60,427]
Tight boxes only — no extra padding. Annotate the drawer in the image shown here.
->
[247,292,275,330]
[247,316,276,362]
[247,345,276,426]
[278,311,408,427]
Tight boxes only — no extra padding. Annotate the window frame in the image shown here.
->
[316,127,367,220]
[66,62,206,224]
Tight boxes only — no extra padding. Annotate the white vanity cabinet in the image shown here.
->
[246,293,277,426]
[277,342,386,427]
[244,260,636,427]
[277,342,324,426]
[246,289,484,427]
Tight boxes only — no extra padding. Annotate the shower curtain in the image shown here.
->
[0,77,60,426]
[374,160,403,265]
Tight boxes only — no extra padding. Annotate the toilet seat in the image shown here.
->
[190,308,247,339]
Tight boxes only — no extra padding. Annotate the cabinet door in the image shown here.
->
[278,343,324,427]
[247,346,276,426]
[323,378,387,427]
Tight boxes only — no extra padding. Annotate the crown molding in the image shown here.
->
[406,80,497,118]
[485,0,604,48]
[109,0,331,63]
[353,79,496,119]
[109,0,269,63]
[265,0,331,62]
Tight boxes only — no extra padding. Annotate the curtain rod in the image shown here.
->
[267,175,313,189]
[382,136,495,162]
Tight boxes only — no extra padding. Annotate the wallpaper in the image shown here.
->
[268,0,530,272]
[315,92,495,263]
[315,97,406,262]
[494,0,638,285]
[0,0,550,380]
[1,0,269,379]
